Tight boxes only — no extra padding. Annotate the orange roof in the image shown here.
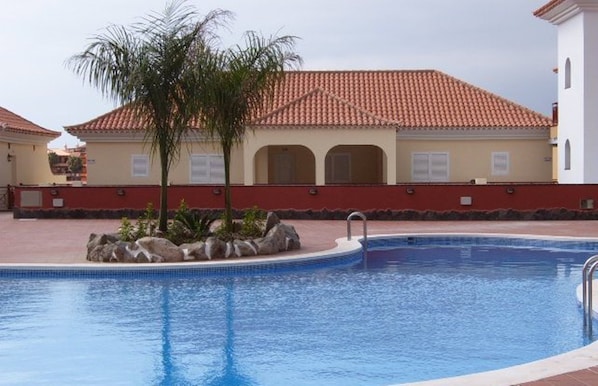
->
[533,0,565,17]
[66,105,145,132]
[66,70,551,134]
[0,106,60,138]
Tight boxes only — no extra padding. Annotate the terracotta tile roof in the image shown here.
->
[65,105,145,132]
[0,106,60,138]
[66,70,552,134]
[533,0,566,17]
[252,87,399,127]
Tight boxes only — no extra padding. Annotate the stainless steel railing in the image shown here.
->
[582,254,598,333]
[347,211,368,261]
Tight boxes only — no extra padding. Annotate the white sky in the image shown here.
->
[0,0,556,148]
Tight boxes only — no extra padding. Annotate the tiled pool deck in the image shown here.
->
[2,211,598,385]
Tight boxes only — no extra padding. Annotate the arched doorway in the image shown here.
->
[325,145,385,184]
[254,145,315,184]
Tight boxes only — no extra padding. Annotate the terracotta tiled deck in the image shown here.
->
[2,211,598,385]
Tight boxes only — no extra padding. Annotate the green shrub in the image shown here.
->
[118,217,135,242]
[138,202,157,237]
[240,206,266,238]
[118,202,157,241]
[166,200,216,245]
[214,206,266,240]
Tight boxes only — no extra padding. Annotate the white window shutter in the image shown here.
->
[190,155,208,183]
[209,155,225,183]
[131,155,149,177]
[412,152,449,182]
[412,153,430,181]
[190,154,225,184]
[430,153,449,181]
[492,152,509,176]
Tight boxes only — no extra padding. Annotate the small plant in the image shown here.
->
[166,200,216,245]
[214,206,266,240]
[117,203,157,241]
[138,202,157,237]
[240,206,266,238]
[118,217,135,242]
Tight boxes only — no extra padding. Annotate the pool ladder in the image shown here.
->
[582,254,598,332]
[347,211,368,261]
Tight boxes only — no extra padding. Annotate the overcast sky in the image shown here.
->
[0,0,556,148]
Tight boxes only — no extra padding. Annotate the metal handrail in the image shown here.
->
[582,254,598,331]
[347,211,368,260]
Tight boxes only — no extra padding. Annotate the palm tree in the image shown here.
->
[68,1,230,232]
[198,32,302,233]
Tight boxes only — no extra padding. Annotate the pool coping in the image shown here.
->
[0,237,363,274]
[2,232,598,386]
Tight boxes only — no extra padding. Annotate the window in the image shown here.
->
[565,58,571,89]
[412,152,449,182]
[325,153,351,183]
[565,139,571,170]
[131,154,149,177]
[491,152,509,176]
[190,154,225,183]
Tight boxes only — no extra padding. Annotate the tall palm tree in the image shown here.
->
[198,32,302,234]
[68,1,230,232]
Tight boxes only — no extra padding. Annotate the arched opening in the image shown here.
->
[254,145,315,184]
[325,145,385,184]
[565,58,571,89]
[564,139,571,170]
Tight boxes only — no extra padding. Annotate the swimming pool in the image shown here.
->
[0,235,596,386]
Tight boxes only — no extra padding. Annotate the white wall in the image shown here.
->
[556,7,598,183]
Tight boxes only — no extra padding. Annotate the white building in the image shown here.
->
[536,0,598,183]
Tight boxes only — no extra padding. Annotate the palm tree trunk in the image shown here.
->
[223,144,233,233]
[159,151,169,233]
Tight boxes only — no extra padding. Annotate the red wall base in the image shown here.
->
[12,183,598,219]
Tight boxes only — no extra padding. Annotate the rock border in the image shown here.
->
[86,212,301,263]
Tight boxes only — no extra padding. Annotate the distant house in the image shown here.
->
[48,145,87,183]
[65,70,553,186]
[535,0,598,183]
[0,106,64,209]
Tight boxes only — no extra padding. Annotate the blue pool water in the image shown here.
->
[0,237,596,386]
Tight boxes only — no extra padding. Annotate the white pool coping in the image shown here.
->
[0,237,363,273]
[1,232,597,386]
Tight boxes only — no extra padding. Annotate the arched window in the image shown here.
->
[565,139,571,170]
[565,58,571,89]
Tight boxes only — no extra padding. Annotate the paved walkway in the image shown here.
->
[2,211,598,385]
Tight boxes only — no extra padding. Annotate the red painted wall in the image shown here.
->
[12,184,598,213]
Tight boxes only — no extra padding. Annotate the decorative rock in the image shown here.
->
[111,241,136,263]
[205,237,226,259]
[179,241,209,261]
[85,214,301,263]
[263,212,281,237]
[265,224,287,252]
[225,241,233,258]
[88,243,116,262]
[279,223,301,250]
[233,239,258,256]
[86,233,119,259]
[254,236,279,255]
[136,237,184,263]
[135,252,151,263]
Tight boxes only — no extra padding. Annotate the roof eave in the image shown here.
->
[535,0,598,24]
